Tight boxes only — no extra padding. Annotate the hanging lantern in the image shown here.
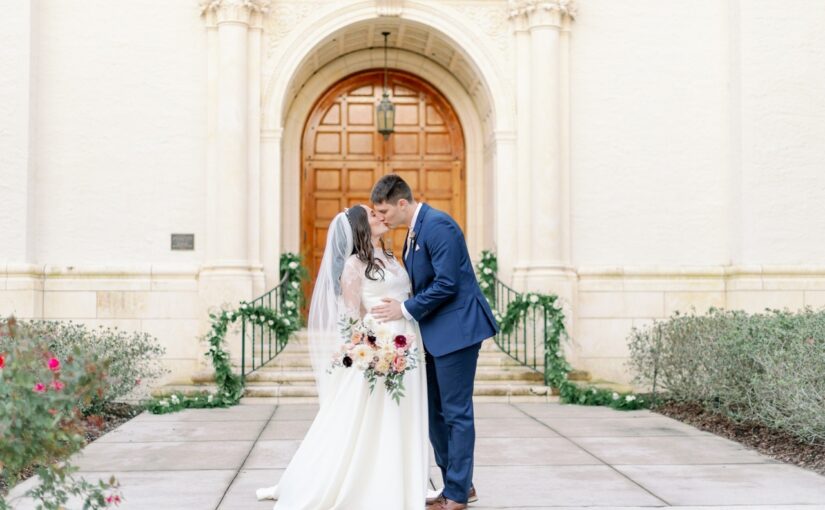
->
[377,31,395,140]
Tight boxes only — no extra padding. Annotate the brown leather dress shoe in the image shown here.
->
[440,499,467,510]
[425,495,445,509]
[427,486,478,505]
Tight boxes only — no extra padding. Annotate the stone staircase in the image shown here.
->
[161,330,593,402]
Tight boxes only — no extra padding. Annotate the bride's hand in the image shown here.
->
[371,298,403,322]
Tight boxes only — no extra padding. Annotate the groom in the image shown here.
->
[371,174,499,510]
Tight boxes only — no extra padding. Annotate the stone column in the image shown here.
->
[199,0,270,366]
[509,4,533,288]
[260,128,282,290]
[508,0,576,299]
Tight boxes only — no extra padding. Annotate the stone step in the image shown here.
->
[158,381,558,399]
[238,366,545,384]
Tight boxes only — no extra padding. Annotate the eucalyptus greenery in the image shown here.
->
[147,253,307,414]
[480,252,649,410]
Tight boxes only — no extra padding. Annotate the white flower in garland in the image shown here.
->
[282,318,290,325]
[170,394,180,405]
[268,319,274,326]
[625,395,637,402]
[483,267,493,275]
[481,281,489,289]
[288,261,299,270]
[529,294,540,304]
[285,301,296,309]
[207,394,214,404]
[251,314,258,322]
[160,400,169,407]
[291,281,300,289]
[612,392,619,400]
[240,303,247,310]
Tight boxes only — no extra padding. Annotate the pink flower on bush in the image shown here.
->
[48,357,61,372]
[33,382,47,393]
[106,494,122,506]
[392,355,407,372]
[50,380,65,391]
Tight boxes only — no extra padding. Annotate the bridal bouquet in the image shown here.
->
[330,315,421,404]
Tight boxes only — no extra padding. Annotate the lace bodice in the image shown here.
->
[340,252,411,320]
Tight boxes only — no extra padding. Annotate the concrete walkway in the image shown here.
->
[9,400,825,509]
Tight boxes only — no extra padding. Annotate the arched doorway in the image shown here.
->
[301,69,466,286]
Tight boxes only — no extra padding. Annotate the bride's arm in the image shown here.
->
[340,256,366,319]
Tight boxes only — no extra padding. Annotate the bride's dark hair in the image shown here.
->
[345,205,392,281]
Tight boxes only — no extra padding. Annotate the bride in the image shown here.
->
[256,205,429,509]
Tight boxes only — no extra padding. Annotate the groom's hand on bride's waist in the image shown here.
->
[371,298,404,322]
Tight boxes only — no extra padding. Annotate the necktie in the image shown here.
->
[404,228,413,259]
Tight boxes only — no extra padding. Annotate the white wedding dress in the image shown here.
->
[256,252,429,509]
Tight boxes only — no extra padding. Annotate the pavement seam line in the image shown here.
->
[511,403,673,506]
[213,403,280,510]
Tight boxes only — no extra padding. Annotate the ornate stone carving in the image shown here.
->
[201,0,271,25]
[376,0,404,17]
[507,0,576,28]
[264,1,325,59]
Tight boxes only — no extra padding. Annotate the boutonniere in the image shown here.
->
[409,231,417,242]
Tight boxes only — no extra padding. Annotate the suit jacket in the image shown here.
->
[403,204,499,357]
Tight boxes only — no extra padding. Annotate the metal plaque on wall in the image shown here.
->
[171,234,195,250]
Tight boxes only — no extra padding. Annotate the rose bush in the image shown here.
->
[0,318,122,508]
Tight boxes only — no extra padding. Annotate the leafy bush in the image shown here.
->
[0,318,122,508]
[628,307,825,444]
[17,320,167,414]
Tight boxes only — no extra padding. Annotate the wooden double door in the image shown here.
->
[301,70,466,286]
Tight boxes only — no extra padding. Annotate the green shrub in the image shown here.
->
[628,307,825,444]
[18,320,167,414]
[0,318,122,508]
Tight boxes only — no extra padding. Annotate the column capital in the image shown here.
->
[200,0,270,26]
[508,0,576,29]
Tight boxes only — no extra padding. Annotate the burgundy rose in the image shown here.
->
[393,335,408,349]
[342,355,353,368]
[366,335,377,348]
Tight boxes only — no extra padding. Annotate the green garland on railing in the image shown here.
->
[480,252,649,411]
[476,250,497,306]
[147,253,306,414]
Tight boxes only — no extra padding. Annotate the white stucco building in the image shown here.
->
[2,0,825,385]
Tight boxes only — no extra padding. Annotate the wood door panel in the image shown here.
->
[302,70,465,289]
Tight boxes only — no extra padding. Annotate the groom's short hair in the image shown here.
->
[371,174,414,205]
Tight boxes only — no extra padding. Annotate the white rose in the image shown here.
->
[529,294,540,304]
[250,315,257,321]
[160,400,169,407]
[480,281,489,289]
[288,261,299,269]
[240,303,247,309]
[268,320,274,326]
[282,318,290,325]
[483,267,493,275]
[291,281,300,289]
[612,392,619,400]
[625,395,637,402]
[207,395,214,403]
[285,301,295,309]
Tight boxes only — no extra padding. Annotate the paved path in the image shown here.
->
[9,400,825,509]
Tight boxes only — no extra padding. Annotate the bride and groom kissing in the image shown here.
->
[256,174,499,509]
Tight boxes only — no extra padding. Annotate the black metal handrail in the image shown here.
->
[492,277,552,384]
[240,273,291,382]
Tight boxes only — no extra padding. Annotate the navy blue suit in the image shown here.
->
[403,204,498,503]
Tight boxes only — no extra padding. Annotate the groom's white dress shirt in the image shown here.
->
[400,202,423,321]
